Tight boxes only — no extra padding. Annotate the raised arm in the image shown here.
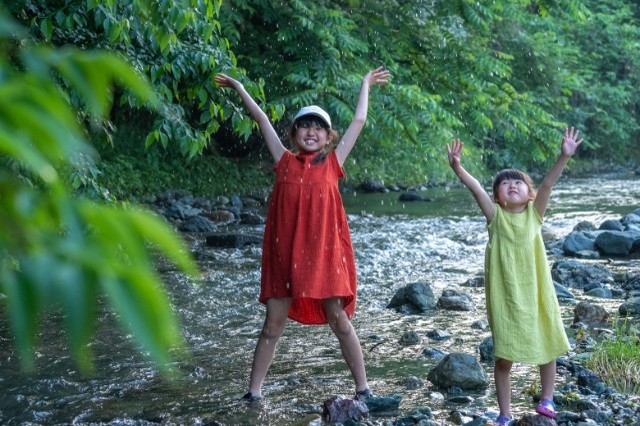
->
[335,67,390,166]
[534,127,583,218]
[214,73,286,163]
[447,139,495,222]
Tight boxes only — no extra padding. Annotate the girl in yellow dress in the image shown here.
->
[446,128,583,425]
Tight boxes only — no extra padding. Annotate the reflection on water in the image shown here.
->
[0,176,639,425]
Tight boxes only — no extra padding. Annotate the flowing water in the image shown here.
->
[1,176,639,425]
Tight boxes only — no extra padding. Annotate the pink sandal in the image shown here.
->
[536,398,557,419]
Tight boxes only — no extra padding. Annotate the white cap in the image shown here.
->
[293,105,331,128]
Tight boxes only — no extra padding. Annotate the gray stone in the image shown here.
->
[387,282,436,315]
[595,231,635,256]
[427,352,488,390]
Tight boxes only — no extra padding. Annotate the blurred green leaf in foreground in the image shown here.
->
[0,10,198,375]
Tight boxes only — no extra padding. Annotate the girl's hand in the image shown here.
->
[562,127,584,157]
[446,139,464,168]
[364,66,391,87]
[214,73,241,90]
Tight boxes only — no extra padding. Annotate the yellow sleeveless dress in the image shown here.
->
[485,202,570,364]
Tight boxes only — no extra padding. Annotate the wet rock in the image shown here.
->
[399,330,421,346]
[471,319,490,331]
[165,202,202,220]
[205,233,263,248]
[463,275,484,288]
[178,216,217,233]
[386,282,436,315]
[359,179,387,193]
[427,352,488,390]
[229,194,243,209]
[584,285,612,299]
[322,395,368,423]
[554,282,576,304]
[573,301,610,326]
[595,230,635,256]
[514,413,557,425]
[619,297,640,315]
[437,287,476,311]
[240,210,265,225]
[622,273,640,294]
[399,191,432,202]
[478,336,494,363]
[577,368,607,394]
[395,407,435,425]
[356,390,402,413]
[599,219,624,231]
[203,209,236,223]
[398,375,424,390]
[427,329,452,341]
[563,231,596,256]
[573,221,596,232]
[551,261,612,290]
[423,347,448,360]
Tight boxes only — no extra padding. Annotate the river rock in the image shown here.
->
[599,219,624,231]
[205,233,263,248]
[240,210,265,225]
[322,395,368,423]
[515,413,558,425]
[203,209,236,222]
[386,282,436,315]
[563,231,596,256]
[359,179,387,193]
[573,301,609,326]
[619,297,640,315]
[399,330,421,346]
[478,336,494,363]
[595,230,635,256]
[399,191,432,202]
[423,347,447,360]
[437,287,476,311]
[178,216,217,233]
[551,261,612,290]
[573,221,596,232]
[427,352,488,390]
[554,282,576,304]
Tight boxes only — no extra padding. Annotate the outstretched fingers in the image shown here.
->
[214,73,236,88]
[447,138,463,166]
[368,66,391,86]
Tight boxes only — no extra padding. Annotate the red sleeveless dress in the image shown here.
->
[259,150,357,324]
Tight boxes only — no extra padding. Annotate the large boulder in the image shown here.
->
[387,282,436,315]
[427,352,488,390]
[595,231,635,256]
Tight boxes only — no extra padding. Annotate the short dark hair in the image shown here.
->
[492,168,536,202]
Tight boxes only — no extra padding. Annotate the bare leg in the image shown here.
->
[494,357,513,419]
[539,359,556,401]
[322,297,368,392]
[247,297,292,397]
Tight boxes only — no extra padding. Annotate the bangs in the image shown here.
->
[495,169,528,183]
[492,168,536,201]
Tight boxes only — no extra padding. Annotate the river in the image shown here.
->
[1,175,639,425]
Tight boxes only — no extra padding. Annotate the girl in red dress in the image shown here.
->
[215,67,390,401]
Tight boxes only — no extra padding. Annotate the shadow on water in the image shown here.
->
[0,176,639,425]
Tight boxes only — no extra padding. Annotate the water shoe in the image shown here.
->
[535,398,556,419]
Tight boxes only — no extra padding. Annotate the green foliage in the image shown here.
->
[586,318,640,394]
[219,0,639,184]
[9,0,281,159]
[0,11,197,374]
[8,0,640,194]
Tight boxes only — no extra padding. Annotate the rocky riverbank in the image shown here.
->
[146,184,640,426]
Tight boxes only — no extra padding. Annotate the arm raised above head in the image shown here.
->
[335,67,391,166]
[534,127,583,218]
[214,73,286,163]
[447,139,495,222]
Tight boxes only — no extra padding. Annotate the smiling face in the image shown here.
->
[492,169,536,212]
[292,117,333,153]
